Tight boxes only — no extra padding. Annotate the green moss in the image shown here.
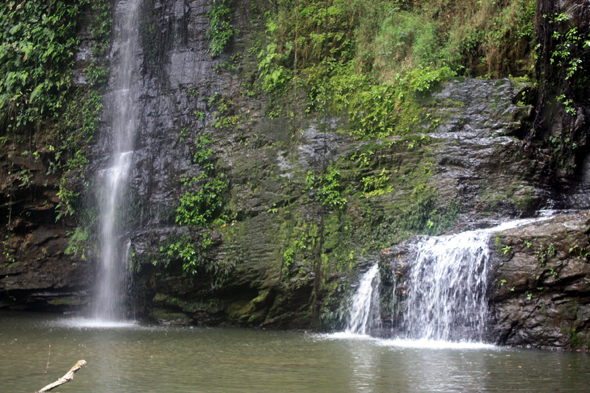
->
[48,297,82,306]
[225,299,254,321]
[224,291,272,323]
[151,309,191,323]
[153,293,220,314]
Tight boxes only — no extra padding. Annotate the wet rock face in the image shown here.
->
[489,213,590,350]
[114,0,587,333]
[377,238,422,335]
[0,0,561,326]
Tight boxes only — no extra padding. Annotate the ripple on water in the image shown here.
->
[2,312,590,393]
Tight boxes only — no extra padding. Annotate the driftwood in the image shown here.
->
[36,360,86,393]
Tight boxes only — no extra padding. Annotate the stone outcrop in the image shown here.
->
[489,212,590,350]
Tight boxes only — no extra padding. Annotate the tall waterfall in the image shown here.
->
[402,231,491,342]
[346,264,380,335]
[94,0,140,321]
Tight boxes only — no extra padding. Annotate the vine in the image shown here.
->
[0,0,112,234]
[206,0,239,58]
[0,0,88,134]
[55,0,112,222]
[163,132,233,280]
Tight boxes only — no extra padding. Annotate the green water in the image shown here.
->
[1,312,589,393]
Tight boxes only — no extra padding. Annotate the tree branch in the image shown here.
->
[36,360,86,393]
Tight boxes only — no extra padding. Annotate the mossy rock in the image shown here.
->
[151,309,192,326]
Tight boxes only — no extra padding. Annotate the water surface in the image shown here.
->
[1,312,588,392]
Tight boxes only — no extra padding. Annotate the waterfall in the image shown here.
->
[94,0,140,321]
[394,218,549,342]
[402,231,491,342]
[346,264,380,335]
[342,218,550,342]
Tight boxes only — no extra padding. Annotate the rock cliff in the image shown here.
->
[1,0,590,350]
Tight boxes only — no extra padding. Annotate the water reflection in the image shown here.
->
[1,312,589,393]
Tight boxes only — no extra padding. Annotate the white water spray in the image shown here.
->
[346,265,380,335]
[340,217,553,343]
[94,0,140,321]
[401,218,550,341]
[403,231,491,341]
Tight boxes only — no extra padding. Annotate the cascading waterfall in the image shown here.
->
[346,264,380,335]
[343,218,550,342]
[402,231,491,342]
[94,0,140,321]
[399,218,548,342]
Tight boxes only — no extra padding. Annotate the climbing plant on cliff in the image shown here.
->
[55,0,112,223]
[176,133,230,227]
[253,0,536,140]
[206,0,239,58]
[305,167,347,209]
[162,132,233,281]
[0,0,109,229]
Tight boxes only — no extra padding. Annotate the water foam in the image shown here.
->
[50,318,139,329]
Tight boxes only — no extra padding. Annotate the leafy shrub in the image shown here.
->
[176,174,229,227]
[167,132,231,275]
[305,167,347,208]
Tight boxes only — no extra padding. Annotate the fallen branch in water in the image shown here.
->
[36,360,86,393]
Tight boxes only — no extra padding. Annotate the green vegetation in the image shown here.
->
[1,0,111,232]
[251,0,536,140]
[209,94,241,129]
[263,0,536,78]
[176,133,229,227]
[361,169,394,198]
[159,234,234,288]
[64,226,89,258]
[533,3,590,176]
[54,0,111,234]
[176,174,229,227]
[0,0,88,134]
[305,167,347,208]
[160,132,233,281]
[206,0,239,58]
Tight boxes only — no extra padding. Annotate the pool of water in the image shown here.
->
[1,312,589,392]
